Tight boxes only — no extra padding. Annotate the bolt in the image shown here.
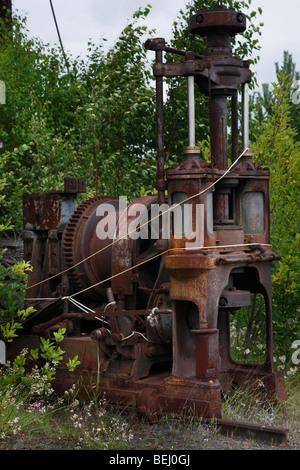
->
[196,13,204,24]
[219,297,228,307]
[237,13,244,23]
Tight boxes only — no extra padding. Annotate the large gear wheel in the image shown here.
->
[62,194,163,303]
[62,196,117,299]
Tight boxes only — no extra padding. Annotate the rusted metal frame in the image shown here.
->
[152,57,249,172]
[153,59,249,81]
[104,287,122,341]
[22,190,78,232]
[39,230,61,299]
[109,382,288,445]
[23,233,48,300]
[216,252,281,265]
[31,315,68,335]
[61,308,172,318]
[189,8,247,37]
[217,261,277,381]
[144,38,203,60]
[188,7,251,172]
[29,309,169,343]
[153,60,204,78]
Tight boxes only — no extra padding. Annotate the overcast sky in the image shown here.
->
[12,0,300,90]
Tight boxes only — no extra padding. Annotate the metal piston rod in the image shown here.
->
[242,82,249,149]
[187,75,196,147]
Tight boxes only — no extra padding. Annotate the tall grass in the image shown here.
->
[0,356,133,450]
[221,374,300,441]
[0,349,299,449]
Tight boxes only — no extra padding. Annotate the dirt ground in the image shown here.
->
[2,419,299,451]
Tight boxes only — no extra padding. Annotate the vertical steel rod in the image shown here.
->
[155,47,165,207]
[187,75,196,147]
[242,83,249,149]
[154,44,168,248]
[231,89,239,162]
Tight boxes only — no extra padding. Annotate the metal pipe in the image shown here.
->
[231,89,239,162]
[155,46,166,207]
[187,75,196,147]
[210,93,228,169]
[242,83,249,149]
[144,39,203,60]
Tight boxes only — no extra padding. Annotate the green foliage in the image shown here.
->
[0,180,80,403]
[0,259,33,319]
[0,375,133,448]
[0,327,81,415]
[74,6,157,199]
[0,13,81,229]
[230,293,267,364]
[250,51,300,141]
[0,307,34,342]
[66,355,80,372]
[0,178,33,327]
[0,7,158,231]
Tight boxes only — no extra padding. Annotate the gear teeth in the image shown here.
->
[62,196,115,294]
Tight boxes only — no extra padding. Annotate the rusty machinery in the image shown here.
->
[7,7,287,420]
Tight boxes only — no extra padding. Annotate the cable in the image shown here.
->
[49,0,70,73]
